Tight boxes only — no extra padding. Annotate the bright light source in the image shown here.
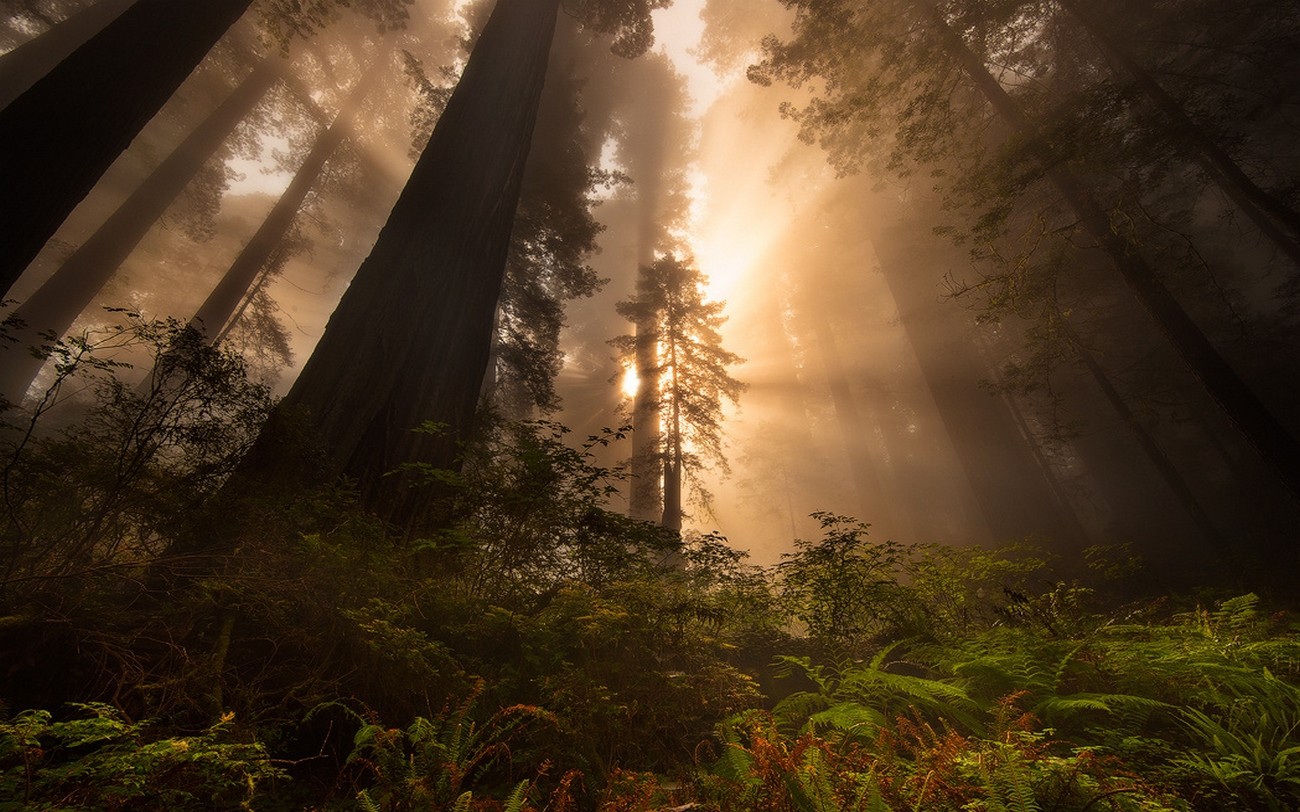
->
[620,364,639,399]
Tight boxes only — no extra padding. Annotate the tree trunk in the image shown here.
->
[0,58,279,405]
[914,0,1300,502]
[0,0,253,299]
[661,330,683,531]
[189,60,381,343]
[1058,0,1300,268]
[868,217,1083,544]
[1064,322,1223,551]
[630,316,663,520]
[0,0,138,111]
[267,0,560,523]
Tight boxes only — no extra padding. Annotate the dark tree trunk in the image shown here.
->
[0,0,253,299]
[1058,0,1300,268]
[0,0,138,111]
[1064,322,1223,551]
[189,61,380,343]
[661,339,683,532]
[0,58,279,405]
[269,0,560,522]
[915,0,1300,503]
[630,316,663,520]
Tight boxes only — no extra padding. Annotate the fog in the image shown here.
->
[3,0,1299,576]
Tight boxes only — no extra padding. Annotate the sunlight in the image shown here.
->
[620,363,639,399]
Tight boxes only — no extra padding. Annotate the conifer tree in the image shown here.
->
[613,254,745,530]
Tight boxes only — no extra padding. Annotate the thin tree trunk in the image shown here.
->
[0,58,280,405]
[260,0,560,523]
[0,0,137,110]
[0,0,253,299]
[914,0,1300,502]
[189,59,380,343]
[1058,0,1300,267]
[661,327,683,531]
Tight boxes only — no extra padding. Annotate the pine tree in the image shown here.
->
[613,254,745,530]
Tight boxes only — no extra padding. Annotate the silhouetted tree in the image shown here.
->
[613,254,745,531]
[0,0,255,298]
[257,0,666,525]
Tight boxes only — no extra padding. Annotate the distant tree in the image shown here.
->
[613,254,745,531]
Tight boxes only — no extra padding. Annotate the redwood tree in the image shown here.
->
[0,0,255,298]
[265,0,666,523]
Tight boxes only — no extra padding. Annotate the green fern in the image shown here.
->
[504,779,532,812]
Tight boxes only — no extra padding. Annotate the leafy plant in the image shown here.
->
[0,702,283,810]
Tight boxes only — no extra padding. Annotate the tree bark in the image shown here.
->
[0,58,279,405]
[189,60,381,343]
[660,323,683,531]
[914,0,1300,502]
[269,0,560,523]
[0,0,138,111]
[0,0,253,299]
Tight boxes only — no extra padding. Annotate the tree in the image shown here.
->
[612,254,745,531]
[0,0,137,110]
[253,0,666,525]
[0,54,285,405]
[0,0,255,299]
[749,0,1300,504]
[187,56,387,345]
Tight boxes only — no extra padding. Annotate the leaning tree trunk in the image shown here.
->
[264,0,561,524]
[1062,320,1223,552]
[1058,0,1300,268]
[0,58,280,405]
[914,0,1300,502]
[0,0,253,300]
[188,59,382,343]
[869,216,1083,545]
[0,0,138,110]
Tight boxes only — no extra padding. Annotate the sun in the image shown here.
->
[620,363,640,399]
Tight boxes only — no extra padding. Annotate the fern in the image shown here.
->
[504,779,532,812]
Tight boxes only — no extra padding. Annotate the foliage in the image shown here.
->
[611,253,746,516]
[0,703,282,811]
[0,314,272,602]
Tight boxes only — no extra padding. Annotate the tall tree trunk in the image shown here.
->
[630,316,663,520]
[914,0,1300,502]
[0,0,253,299]
[1058,0,1300,267]
[0,0,138,110]
[266,0,560,523]
[661,328,683,531]
[868,218,1084,544]
[189,59,381,343]
[1063,321,1223,550]
[0,58,280,405]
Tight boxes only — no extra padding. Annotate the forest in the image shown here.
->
[1,0,1299,808]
